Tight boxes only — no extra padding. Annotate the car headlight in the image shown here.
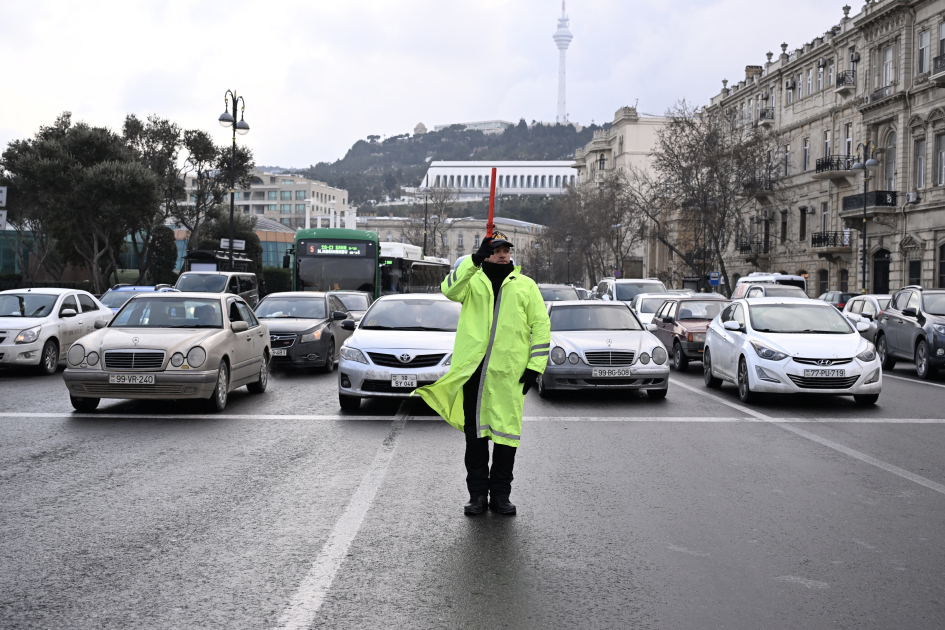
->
[187,347,207,368]
[444,353,452,366]
[934,324,945,336]
[750,340,788,361]
[340,346,368,364]
[652,346,667,365]
[639,352,651,365]
[86,351,99,366]
[300,330,323,344]
[67,344,85,366]
[568,352,579,364]
[170,352,185,367]
[550,347,566,364]
[14,325,41,344]
[856,345,877,362]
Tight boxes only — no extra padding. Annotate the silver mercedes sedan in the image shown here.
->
[539,300,670,399]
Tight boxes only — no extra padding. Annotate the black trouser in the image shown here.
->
[463,365,516,498]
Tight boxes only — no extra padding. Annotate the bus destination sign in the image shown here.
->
[306,242,366,256]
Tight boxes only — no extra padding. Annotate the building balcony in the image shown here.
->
[811,230,853,255]
[932,54,945,85]
[835,70,856,95]
[758,107,775,127]
[741,175,774,202]
[812,156,856,182]
[840,190,897,218]
[869,85,891,103]
[739,240,770,262]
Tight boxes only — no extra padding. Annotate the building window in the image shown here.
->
[474,234,480,248]
[386,232,392,242]
[434,176,440,187]
[803,139,810,171]
[936,134,945,186]
[788,83,794,105]
[940,23,945,57]
[458,233,464,247]
[817,66,823,91]
[295,204,306,212]
[541,175,546,187]
[442,234,448,247]
[280,218,291,226]
[799,207,807,241]
[280,204,292,214]
[883,44,894,87]
[784,145,791,176]
[909,260,921,285]
[570,175,575,186]
[449,176,454,187]
[280,191,292,200]
[886,132,897,190]
[780,211,787,243]
[807,68,813,95]
[915,138,927,189]
[268,191,278,200]
[919,30,931,74]
[845,123,853,156]
[797,73,803,100]
[823,130,831,158]
[401,234,406,243]
[512,175,517,188]
[840,269,849,292]
[281,179,294,185]
[821,202,829,232]
[296,190,306,200]
[939,243,945,287]
[827,59,835,88]
[268,204,277,212]
[819,269,828,294]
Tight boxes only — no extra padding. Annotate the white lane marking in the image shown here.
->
[883,373,945,389]
[273,404,409,630]
[774,575,829,590]
[671,378,945,497]
[0,413,398,421]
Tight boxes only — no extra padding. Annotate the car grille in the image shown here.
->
[360,379,437,393]
[368,353,446,368]
[103,350,165,370]
[582,377,665,386]
[788,375,859,389]
[81,384,185,395]
[584,350,635,366]
[270,334,297,349]
[792,357,853,366]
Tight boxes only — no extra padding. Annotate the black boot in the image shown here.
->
[489,495,516,515]
[464,494,488,515]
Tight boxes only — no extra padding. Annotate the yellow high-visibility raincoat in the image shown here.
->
[414,257,551,447]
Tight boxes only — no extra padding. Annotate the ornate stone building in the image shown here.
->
[708,0,945,295]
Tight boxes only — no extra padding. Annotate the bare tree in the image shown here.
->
[401,185,459,258]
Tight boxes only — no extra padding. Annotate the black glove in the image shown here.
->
[471,237,494,266]
[520,368,540,395]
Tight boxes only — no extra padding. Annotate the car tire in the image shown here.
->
[703,348,722,389]
[737,357,755,404]
[247,353,269,393]
[323,339,335,373]
[672,342,689,372]
[70,395,100,412]
[915,339,937,380]
[877,334,896,370]
[647,388,667,400]
[339,393,361,411]
[537,375,553,399]
[37,339,59,375]
[207,361,229,412]
[854,393,879,405]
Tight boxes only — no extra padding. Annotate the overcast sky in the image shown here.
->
[2,0,847,168]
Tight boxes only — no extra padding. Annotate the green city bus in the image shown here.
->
[285,228,381,298]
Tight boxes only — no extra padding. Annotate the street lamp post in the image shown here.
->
[565,235,572,284]
[429,214,440,258]
[218,90,249,271]
[420,186,430,257]
[851,141,879,294]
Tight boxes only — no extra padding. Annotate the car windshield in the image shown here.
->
[639,298,668,313]
[360,299,461,331]
[99,291,141,308]
[540,287,579,301]
[112,297,224,328]
[256,298,326,319]
[550,305,643,331]
[748,304,854,334]
[924,293,945,315]
[615,282,667,301]
[677,301,729,320]
[335,294,369,311]
[0,293,57,318]
[763,286,808,297]
[175,273,228,293]
[878,298,891,310]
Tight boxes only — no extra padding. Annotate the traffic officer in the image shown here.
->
[415,231,551,516]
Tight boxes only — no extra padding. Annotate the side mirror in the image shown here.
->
[662,316,674,324]
[859,312,873,321]
[341,320,356,331]
[61,308,77,318]
[723,320,742,331]
[231,321,249,333]
[646,323,658,332]
[332,311,347,321]
[856,321,871,332]
[283,254,291,269]
[94,319,108,329]
[902,307,919,318]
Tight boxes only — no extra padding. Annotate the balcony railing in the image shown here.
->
[836,70,855,90]
[934,53,945,75]
[811,231,852,248]
[842,190,897,212]
[758,107,775,121]
[815,155,855,174]
[870,86,891,102]
[739,240,770,255]
[742,175,773,193]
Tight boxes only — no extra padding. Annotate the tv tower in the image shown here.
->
[553,1,573,124]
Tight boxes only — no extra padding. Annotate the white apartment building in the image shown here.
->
[432,120,514,135]
[421,161,577,200]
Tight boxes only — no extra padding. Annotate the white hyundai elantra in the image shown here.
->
[703,297,881,405]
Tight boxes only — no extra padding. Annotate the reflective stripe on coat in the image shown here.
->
[413,257,551,447]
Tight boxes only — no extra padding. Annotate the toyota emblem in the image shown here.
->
[399,353,412,363]
[132,337,139,345]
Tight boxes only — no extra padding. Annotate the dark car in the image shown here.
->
[651,296,730,371]
[538,284,582,303]
[876,286,945,379]
[818,291,859,310]
[328,290,374,323]
[254,292,353,371]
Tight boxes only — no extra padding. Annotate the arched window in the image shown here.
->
[463,175,468,188]
[512,175,517,188]
[478,175,483,188]
[840,269,849,292]
[885,132,897,190]
[526,176,532,188]
[819,269,828,295]
[434,175,440,187]
[541,176,546,188]
[555,175,561,187]
[449,175,454,187]
[570,175,576,186]
[505,175,511,187]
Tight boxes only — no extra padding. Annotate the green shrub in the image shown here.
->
[262,267,292,294]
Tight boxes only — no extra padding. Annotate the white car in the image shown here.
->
[628,293,677,327]
[0,288,112,375]
[337,294,460,410]
[703,297,881,405]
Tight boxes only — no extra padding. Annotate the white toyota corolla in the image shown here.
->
[337,294,459,410]
[703,297,881,405]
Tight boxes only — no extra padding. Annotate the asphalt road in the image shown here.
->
[2,361,945,629]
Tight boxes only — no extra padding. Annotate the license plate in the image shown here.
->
[391,374,418,388]
[108,374,155,385]
[803,369,845,378]
[591,368,632,377]
[272,348,287,356]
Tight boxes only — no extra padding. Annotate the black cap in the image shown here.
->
[491,230,514,248]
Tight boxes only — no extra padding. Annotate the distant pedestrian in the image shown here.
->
[415,232,550,515]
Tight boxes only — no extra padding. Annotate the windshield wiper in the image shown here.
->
[166,324,222,328]
[360,325,395,330]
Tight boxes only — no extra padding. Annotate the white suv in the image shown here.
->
[594,278,668,304]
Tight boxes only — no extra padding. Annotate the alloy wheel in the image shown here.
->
[325,340,335,372]
[738,360,750,401]
[44,344,57,372]
[916,341,930,379]
[216,365,228,408]
[258,356,268,388]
